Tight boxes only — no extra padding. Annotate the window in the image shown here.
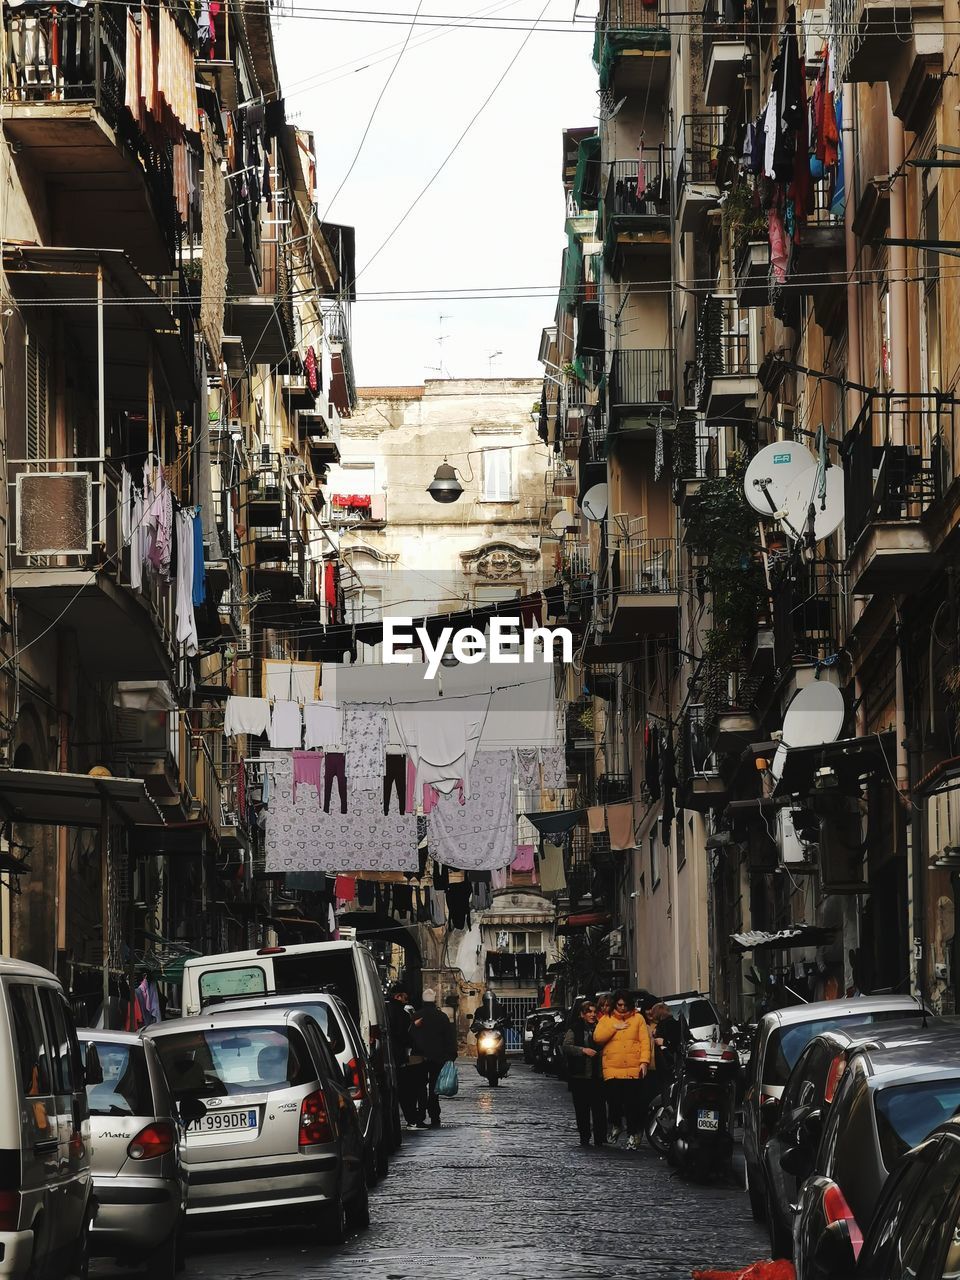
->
[481,449,514,501]
[38,987,78,1094]
[85,1041,153,1116]
[649,831,660,889]
[154,1027,311,1099]
[507,931,542,953]
[9,984,51,1096]
[198,966,267,1006]
[875,1081,960,1170]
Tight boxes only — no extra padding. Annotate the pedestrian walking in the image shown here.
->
[409,987,457,1128]
[388,983,422,1129]
[562,999,606,1147]
[593,990,651,1150]
[594,993,618,1136]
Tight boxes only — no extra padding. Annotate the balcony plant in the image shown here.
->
[721,180,767,261]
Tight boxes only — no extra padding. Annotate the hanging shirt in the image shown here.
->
[174,509,199,657]
[224,696,271,739]
[192,510,206,606]
[270,701,303,750]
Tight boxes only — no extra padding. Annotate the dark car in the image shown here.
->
[742,995,928,1223]
[793,1041,960,1280]
[762,1018,956,1257]
[813,1121,960,1279]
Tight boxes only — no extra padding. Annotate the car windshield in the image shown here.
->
[763,1010,923,1087]
[875,1080,960,1168]
[668,999,717,1029]
[154,1027,310,1100]
[85,1042,153,1117]
[283,1003,346,1055]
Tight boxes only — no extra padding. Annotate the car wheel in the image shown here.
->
[765,1180,793,1259]
[318,1196,347,1246]
[746,1162,767,1223]
[68,1210,91,1280]
[375,1139,390,1179]
[345,1181,370,1233]
[144,1229,178,1280]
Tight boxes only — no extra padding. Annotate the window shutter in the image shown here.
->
[26,337,48,462]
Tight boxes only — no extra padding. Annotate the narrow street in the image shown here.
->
[172,1065,767,1280]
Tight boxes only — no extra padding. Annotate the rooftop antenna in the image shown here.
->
[436,314,452,378]
[488,349,503,377]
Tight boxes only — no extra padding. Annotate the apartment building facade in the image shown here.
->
[0,0,356,1014]
[544,0,960,1015]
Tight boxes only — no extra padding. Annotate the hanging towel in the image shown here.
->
[357,878,375,907]
[539,842,567,893]
[491,865,509,890]
[427,750,516,872]
[224,696,271,739]
[303,702,342,750]
[343,703,387,789]
[292,750,323,804]
[270,701,303,749]
[430,888,447,926]
[511,843,535,873]
[524,808,585,838]
[516,747,540,791]
[607,803,636,851]
[334,874,355,902]
[587,805,606,834]
[541,746,567,791]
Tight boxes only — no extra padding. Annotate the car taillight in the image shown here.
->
[720,1049,738,1062]
[824,1054,847,1104]
[822,1183,863,1253]
[299,1089,334,1146]
[256,946,286,955]
[688,1048,708,1059]
[0,1192,19,1231]
[345,1057,366,1100]
[127,1121,176,1160]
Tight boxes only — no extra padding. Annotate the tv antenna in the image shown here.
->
[488,349,503,377]
[435,314,452,378]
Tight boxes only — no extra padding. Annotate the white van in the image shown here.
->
[0,958,93,1279]
[181,942,401,1149]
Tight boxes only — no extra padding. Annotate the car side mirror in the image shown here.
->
[801,1109,823,1146]
[178,1098,207,1126]
[760,1095,781,1122]
[779,1144,813,1178]
[813,1220,858,1279]
[83,1044,103,1087]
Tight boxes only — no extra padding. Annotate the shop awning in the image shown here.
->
[0,768,164,828]
[730,924,837,954]
[556,911,611,933]
[129,821,207,856]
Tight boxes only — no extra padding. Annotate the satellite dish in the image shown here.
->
[743,442,817,518]
[581,483,608,523]
[781,465,845,542]
[771,680,845,782]
[550,510,576,535]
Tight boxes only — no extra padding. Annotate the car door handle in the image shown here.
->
[33,1138,59,1153]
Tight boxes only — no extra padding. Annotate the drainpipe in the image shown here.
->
[887,100,909,447]
[843,92,862,423]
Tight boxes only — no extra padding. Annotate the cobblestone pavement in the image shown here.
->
[117,1064,768,1280]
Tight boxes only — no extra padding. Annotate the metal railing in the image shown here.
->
[682,704,720,776]
[610,349,674,409]
[701,0,748,70]
[810,177,844,227]
[2,1,180,258]
[694,294,756,408]
[563,540,593,579]
[843,393,956,549]
[673,418,731,482]
[600,0,667,29]
[605,159,671,220]
[772,563,845,669]
[485,952,547,982]
[328,493,387,525]
[675,113,727,193]
[611,537,678,594]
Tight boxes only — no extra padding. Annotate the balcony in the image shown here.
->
[842,393,954,594]
[833,0,942,129]
[702,0,751,108]
[566,698,598,753]
[694,294,760,426]
[675,114,726,233]
[594,0,671,94]
[602,159,672,280]
[793,181,846,335]
[1,1,183,274]
[734,239,771,310]
[485,952,547,983]
[771,563,845,672]
[227,239,297,366]
[299,407,342,466]
[678,704,727,812]
[329,493,387,527]
[609,349,675,430]
[609,537,679,636]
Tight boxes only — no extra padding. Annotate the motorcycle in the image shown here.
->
[647,1027,739,1180]
[531,1010,567,1075]
[473,1018,510,1086]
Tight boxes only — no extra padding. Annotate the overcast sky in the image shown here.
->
[274,0,598,386]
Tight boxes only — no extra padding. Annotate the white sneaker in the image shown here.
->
[406,1122,424,1131]
[625,1135,641,1151]
[607,1126,621,1143]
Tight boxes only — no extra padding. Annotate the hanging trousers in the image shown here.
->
[323,752,347,813]
[383,754,407,815]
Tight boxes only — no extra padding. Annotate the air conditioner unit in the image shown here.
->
[778,807,811,866]
[800,8,828,64]
[16,472,92,556]
[237,623,252,656]
[227,418,243,438]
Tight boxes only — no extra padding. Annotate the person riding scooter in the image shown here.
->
[470,991,511,1087]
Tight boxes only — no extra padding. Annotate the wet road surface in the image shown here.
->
[102,1062,768,1280]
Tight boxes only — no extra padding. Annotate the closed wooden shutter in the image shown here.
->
[25,337,48,461]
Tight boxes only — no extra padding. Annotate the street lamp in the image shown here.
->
[427,460,464,504]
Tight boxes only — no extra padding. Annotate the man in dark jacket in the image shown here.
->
[387,985,419,1129]
[409,987,457,1128]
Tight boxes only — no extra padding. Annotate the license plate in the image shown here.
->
[697,1109,719,1131]
[186,1108,258,1135]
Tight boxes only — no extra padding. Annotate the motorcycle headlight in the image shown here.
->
[479,1033,499,1050]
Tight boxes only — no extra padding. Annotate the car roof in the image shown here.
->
[0,957,63,983]
[142,1008,317,1038]
[856,1039,960,1081]
[761,996,926,1030]
[812,1018,957,1053]
[184,941,365,965]
[78,1028,143,1047]
[205,992,350,1017]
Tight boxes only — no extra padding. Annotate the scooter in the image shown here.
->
[474,1018,510,1086]
[647,1030,739,1180]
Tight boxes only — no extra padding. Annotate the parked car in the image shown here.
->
[180,941,401,1150]
[742,994,928,1223]
[203,990,388,1183]
[0,957,93,1280]
[762,1017,956,1256]
[662,991,724,1040]
[79,1030,186,1280]
[792,1039,960,1279]
[812,1120,960,1279]
[523,1010,557,1065]
[143,1009,368,1243]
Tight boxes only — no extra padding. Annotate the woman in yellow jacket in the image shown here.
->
[593,990,652,1149]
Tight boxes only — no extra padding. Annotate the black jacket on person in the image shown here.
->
[562,1022,602,1082]
[409,1005,457,1064]
[387,1000,411,1066]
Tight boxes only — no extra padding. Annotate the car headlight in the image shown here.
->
[479,1033,499,1050]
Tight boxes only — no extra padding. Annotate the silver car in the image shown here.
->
[203,991,387,1185]
[143,1010,368,1243]
[79,1031,185,1280]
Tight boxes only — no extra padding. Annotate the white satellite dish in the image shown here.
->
[781,465,845,542]
[581,483,608,523]
[743,442,817,518]
[770,680,845,782]
[550,510,576,535]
